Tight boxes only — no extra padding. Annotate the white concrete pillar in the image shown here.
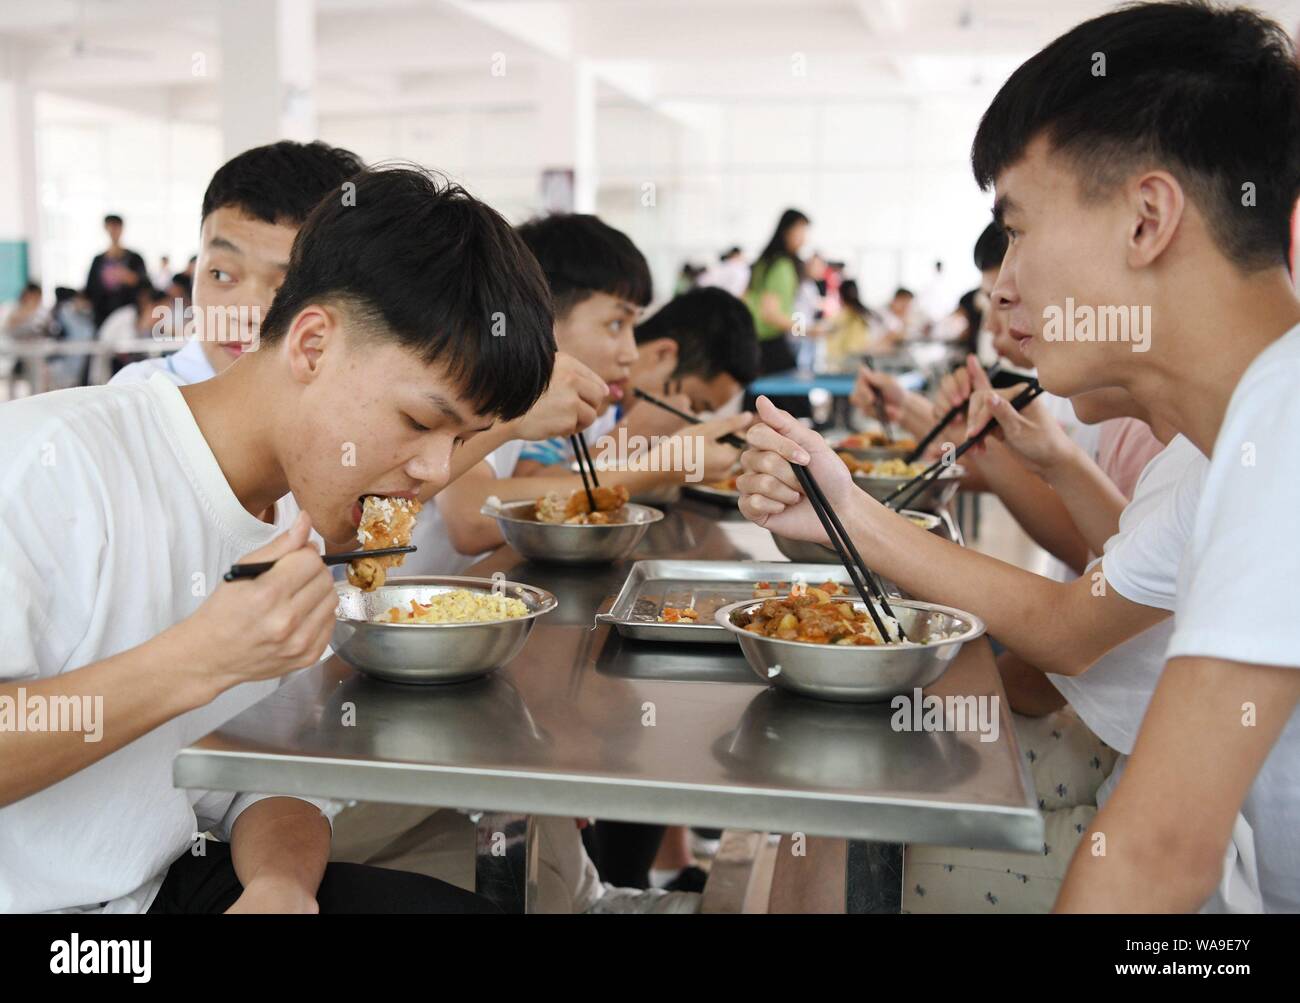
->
[218,0,317,160]
[0,43,41,287]
[537,57,596,213]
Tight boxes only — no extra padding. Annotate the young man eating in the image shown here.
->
[434,214,752,563]
[0,165,556,913]
[740,1,1300,912]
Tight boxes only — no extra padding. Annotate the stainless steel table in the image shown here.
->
[175,496,1042,910]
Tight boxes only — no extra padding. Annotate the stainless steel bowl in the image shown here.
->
[714,597,985,703]
[482,499,664,564]
[770,509,943,563]
[853,463,965,513]
[832,440,917,462]
[332,575,557,685]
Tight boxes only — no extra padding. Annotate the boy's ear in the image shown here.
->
[1127,169,1185,269]
[284,304,336,384]
[645,337,678,372]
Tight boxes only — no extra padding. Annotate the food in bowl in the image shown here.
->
[731,587,895,646]
[837,431,917,451]
[838,453,927,478]
[383,588,530,624]
[730,585,957,648]
[348,495,422,591]
[535,484,631,524]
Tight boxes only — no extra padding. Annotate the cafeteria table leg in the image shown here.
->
[846,840,903,913]
[524,814,541,914]
[472,811,529,913]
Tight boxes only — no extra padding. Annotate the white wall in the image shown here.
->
[34,92,219,290]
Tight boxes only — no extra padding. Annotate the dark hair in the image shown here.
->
[104,214,123,227]
[892,287,914,300]
[956,287,983,356]
[634,287,760,386]
[971,1,1300,272]
[21,281,41,296]
[515,213,652,318]
[260,166,556,421]
[839,280,879,323]
[973,222,1009,272]
[168,272,193,299]
[751,209,809,288]
[201,140,366,227]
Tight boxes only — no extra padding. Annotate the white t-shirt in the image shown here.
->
[111,338,217,388]
[111,341,311,543]
[0,374,332,913]
[1047,434,1207,754]
[1164,324,1300,914]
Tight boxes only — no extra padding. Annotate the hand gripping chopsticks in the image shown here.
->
[884,381,1044,512]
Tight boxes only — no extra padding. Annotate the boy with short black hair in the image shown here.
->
[114,140,367,387]
[0,165,555,913]
[434,214,751,560]
[743,0,1300,912]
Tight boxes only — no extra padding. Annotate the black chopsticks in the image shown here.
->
[223,545,417,581]
[632,387,746,449]
[860,356,893,439]
[571,433,599,512]
[903,361,1005,463]
[883,381,1045,511]
[790,463,906,643]
[633,386,900,641]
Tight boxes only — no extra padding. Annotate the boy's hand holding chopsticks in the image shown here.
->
[964,362,1070,477]
[737,395,858,544]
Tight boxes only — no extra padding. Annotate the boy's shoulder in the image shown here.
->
[0,382,162,469]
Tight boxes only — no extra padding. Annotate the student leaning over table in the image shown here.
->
[109,144,689,914]
[743,1,1300,913]
[433,214,754,564]
[0,166,561,914]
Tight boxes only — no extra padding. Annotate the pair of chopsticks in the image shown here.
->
[223,545,416,581]
[790,463,906,643]
[884,381,1045,511]
[902,361,1006,463]
[634,387,903,642]
[571,433,600,512]
[860,356,893,440]
[632,387,746,449]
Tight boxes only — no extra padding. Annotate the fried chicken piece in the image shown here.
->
[347,495,422,591]
[536,483,630,524]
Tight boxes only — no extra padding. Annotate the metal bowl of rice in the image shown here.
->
[852,462,965,513]
[333,575,557,685]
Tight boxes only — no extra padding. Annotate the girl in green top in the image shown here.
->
[745,208,809,375]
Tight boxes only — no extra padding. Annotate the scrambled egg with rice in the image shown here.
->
[385,589,530,624]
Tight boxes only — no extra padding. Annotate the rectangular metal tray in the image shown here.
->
[594,560,867,643]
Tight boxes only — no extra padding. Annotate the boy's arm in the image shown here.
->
[0,515,336,808]
[842,503,1165,675]
[436,459,506,557]
[967,439,1092,574]
[1056,656,1300,912]
[0,633,215,807]
[226,796,331,914]
[1037,440,1130,553]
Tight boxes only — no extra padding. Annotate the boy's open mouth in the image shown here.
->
[351,491,418,526]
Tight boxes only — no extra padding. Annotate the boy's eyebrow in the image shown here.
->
[427,393,492,431]
[991,195,1019,228]
[208,235,243,256]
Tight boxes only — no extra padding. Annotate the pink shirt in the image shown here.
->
[1096,418,1165,500]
